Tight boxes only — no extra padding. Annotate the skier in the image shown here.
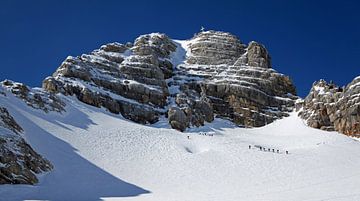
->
[286,150,289,154]
[249,145,251,149]
[260,147,262,151]
[272,149,275,152]
[187,136,190,140]
[277,150,279,153]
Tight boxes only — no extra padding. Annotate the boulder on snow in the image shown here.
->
[168,107,189,132]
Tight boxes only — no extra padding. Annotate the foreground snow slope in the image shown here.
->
[1,92,360,201]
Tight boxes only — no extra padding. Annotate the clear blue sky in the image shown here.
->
[1,0,359,97]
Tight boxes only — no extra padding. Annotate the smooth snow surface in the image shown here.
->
[1,92,360,201]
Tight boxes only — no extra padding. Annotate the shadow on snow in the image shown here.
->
[0,99,150,201]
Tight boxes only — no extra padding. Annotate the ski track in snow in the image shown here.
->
[0,90,360,201]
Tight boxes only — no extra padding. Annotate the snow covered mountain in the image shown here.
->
[42,31,297,131]
[0,30,359,200]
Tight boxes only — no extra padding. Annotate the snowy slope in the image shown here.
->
[0,88,360,201]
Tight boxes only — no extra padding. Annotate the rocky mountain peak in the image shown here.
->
[186,30,245,65]
[133,33,177,58]
[42,30,297,131]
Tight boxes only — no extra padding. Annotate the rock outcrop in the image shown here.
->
[299,77,360,136]
[186,31,246,65]
[168,31,297,129]
[2,80,65,113]
[0,106,52,184]
[43,33,176,124]
[168,107,189,132]
[43,30,297,131]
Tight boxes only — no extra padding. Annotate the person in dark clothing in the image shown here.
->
[260,147,262,151]
[249,145,251,149]
[277,150,279,153]
[268,148,270,152]
[286,151,289,154]
[272,149,275,152]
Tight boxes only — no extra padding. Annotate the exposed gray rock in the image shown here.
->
[100,42,127,53]
[132,33,177,79]
[0,107,22,134]
[43,34,177,124]
[246,41,271,68]
[132,33,177,58]
[173,85,214,128]
[2,80,65,113]
[44,30,297,131]
[299,77,360,137]
[187,30,246,65]
[0,106,52,185]
[169,30,297,129]
[168,107,188,132]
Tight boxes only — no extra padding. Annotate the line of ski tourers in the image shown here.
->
[187,132,290,154]
[250,145,289,154]
[187,132,214,139]
[198,132,214,136]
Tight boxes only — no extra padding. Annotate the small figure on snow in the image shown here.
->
[249,145,251,149]
[286,151,289,154]
[187,136,190,140]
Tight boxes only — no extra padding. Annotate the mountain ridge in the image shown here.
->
[42,30,298,131]
[0,30,359,188]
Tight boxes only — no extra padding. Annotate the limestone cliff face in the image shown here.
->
[186,31,246,65]
[299,77,360,136]
[43,33,176,124]
[168,31,297,129]
[43,30,297,131]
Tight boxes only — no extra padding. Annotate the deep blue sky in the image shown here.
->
[1,0,359,97]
